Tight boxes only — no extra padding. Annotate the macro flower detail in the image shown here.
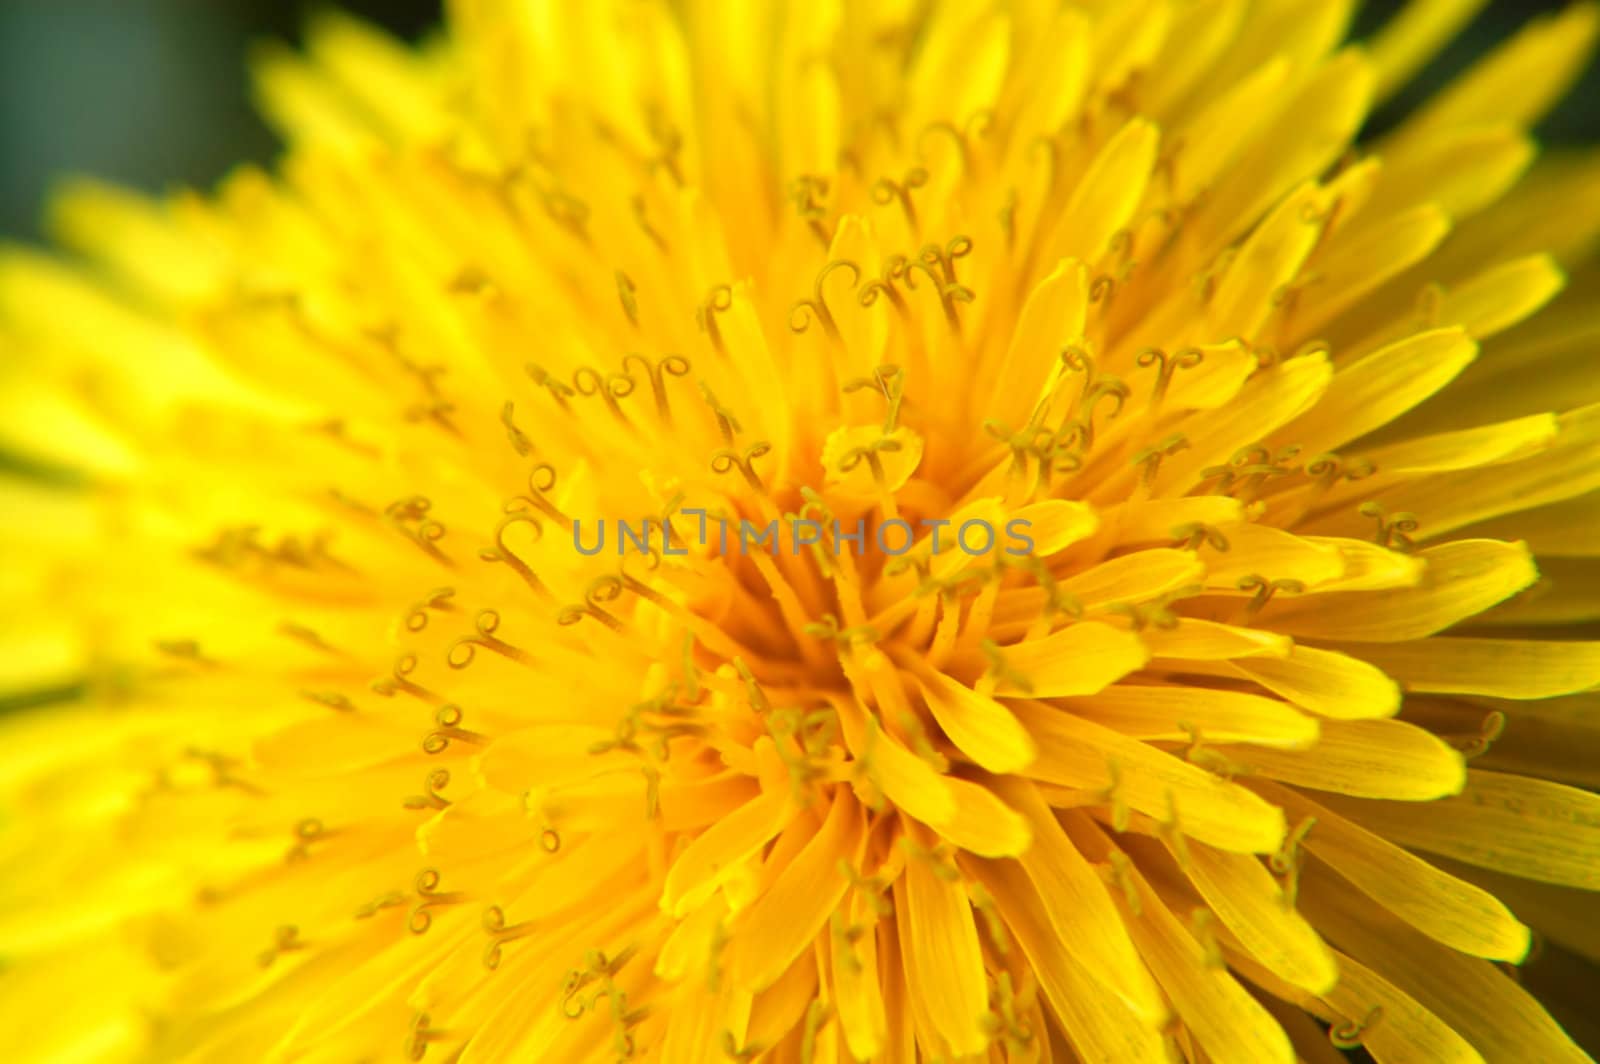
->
[4,1,1600,1061]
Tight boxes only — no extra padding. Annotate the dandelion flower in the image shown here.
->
[6,1,1600,1060]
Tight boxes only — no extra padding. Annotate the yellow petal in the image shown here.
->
[1008,498,1099,556]
[1160,338,1259,411]
[1168,58,1290,204]
[1197,524,1346,590]
[1300,871,1591,1063]
[782,60,840,177]
[1358,413,1558,475]
[1256,781,1530,961]
[1140,619,1292,661]
[718,281,792,452]
[822,424,924,498]
[1109,497,1247,547]
[251,41,381,151]
[1184,839,1338,994]
[475,723,628,792]
[728,792,861,991]
[1462,493,1600,556]
[659,965,750,1064]
[1087,0,1171,94]
[47,180,226,304]
[1253,539,1536,642]
[1229,644,1401,719]
[1062,549,1208,608]
[907,9,1009,133]
[418,789,539,862]
[988,260,1089,429]
[0,621,83,702]
[1321,949,1487,1064]
[0,377,139,479]
[654,893,727,981]
[826,215,888,378]
[998,778,1184,1025]
[1366,406,1600,540]
[992,621,1151,698]
[1217,718,1466,801]
[895,851,990,1057]
[966,856,1172,1062]
[837,702,957,827]
[1157,354,1332,494]
[1299,537,1426,593]
[1012,699,1286,853]
[1324,769,1600,889]
[1207,182,1330,341]
[912,667,1037,774]
[1288,205,1453,343]
[1367,124,1532,219]
[1142,0,1245,119]
[1473,560,1600,625]
[1438,149,1600,271]
[743,943,818,1050]
[926,497,1010,582]
[1441,861,1600,965]
[659,772,763,833]
[830,893,888,1060]
[1221,0,1353,79]
[303,12,453,143]
[1046,118,1159,262]
[1350,638,1600,698]
[1194,48,1371,247]
[1006,10,1090,151]
[660,790,789,917]
[1060,684,1318,749]
[1284,328,1476,454]
[1107,845,1296,1063]
[932,776,1033,859]
[1438,254,1566,341]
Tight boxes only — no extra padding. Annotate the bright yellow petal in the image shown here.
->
[1253,539,1536,642]
[998,779,1168,1023]
[1180,840,1339,994]
[1218,718,1466,801]
[1321,949,1487,1064]
[660,789,790,917]
[1301,873,1591,1063]
[1324,769,1600,889]
[987,260,1089,429]
[930,776,1033,859]
[1351,638,1600,698]
[1256,781,1530,961]
[911,666,1037,774]
[1046,118,1159,262]
[988,621,1151,698]
[1059,684,1318,750]
[1013,700,1287,853]
[1229,645,1401,720]
[1284,328,1475,453]
[967,856,1172,1062]
[728,792,861,991]
[895,850,990,1057]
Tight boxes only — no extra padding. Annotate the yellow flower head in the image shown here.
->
[4,1,1600,1061]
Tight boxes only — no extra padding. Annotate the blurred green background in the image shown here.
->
[0,0,1597,241]
[0,0,437,239]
